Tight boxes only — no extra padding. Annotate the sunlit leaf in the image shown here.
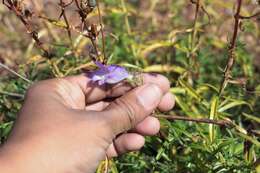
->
[242,113,260,123]
[218,100,252,112]
[144,65,186,74]
[235,132,260,148]
[139,41,174,58]
[209,96,219,143]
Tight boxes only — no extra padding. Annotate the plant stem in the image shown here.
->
[121,0,131,34]
[59,0,73,46]
[191,0,200,51]
[219,0,243,96]
[189,0,201,79]
[0,90,24,98]
[0,62,32,84]
[2,0,49,56]
[96,0,106,63]
[156,114,233,127]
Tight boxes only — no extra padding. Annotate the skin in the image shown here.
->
[0,73,175,173]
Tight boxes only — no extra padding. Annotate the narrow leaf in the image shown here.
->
[209,96,219,143]
[242,113,260,123]
[218,101,252,112]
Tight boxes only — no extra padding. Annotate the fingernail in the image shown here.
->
[136,84,162,108]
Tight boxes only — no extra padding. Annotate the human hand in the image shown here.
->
[0,73,175,173]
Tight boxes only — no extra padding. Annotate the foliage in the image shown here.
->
[0,0,260,172]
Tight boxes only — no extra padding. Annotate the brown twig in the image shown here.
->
[2,0,50,57]
[156,114,260,138]
[190,0,200,50]
[190,0,211,24]
[73,0,101,61]
[0,62,32,83]
[189,0,208,79]
[156,114,233,127]
[3,0,105,62]
[74,0,93,30]
[219,0,243,96]
[58,0,73,45]
[250,130,260,136]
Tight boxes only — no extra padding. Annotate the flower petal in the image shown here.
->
[95,61,106,70]
[89,61,129,85]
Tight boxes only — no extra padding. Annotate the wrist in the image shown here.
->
[0,144,17,173]
[0,143,35,173]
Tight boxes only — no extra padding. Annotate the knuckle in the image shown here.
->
[114,97,136,129]
[25,81,44,98]
[25,78,65,98]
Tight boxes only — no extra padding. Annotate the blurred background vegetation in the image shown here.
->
[0,0,260,172]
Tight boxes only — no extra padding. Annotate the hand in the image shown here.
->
[0,73,175,173]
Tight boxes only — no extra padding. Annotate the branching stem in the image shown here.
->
[2,0,49,56]
[219,0,243,96]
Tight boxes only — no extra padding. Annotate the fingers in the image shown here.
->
[143,73,170,93]
[158,92,175,112]
[132,116,160,136]
[86,92,175,112]
[65,74,132,104]
[106,133,145,157]
[100,84,164,135]
[85,101,110,111]
[65,73,171,104]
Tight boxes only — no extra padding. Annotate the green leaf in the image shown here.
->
[199,83,219,93]
[218,100,252,112]
[109,160,119,173]
[96,160,118,173]
[0,122,13,139]
[178,79,208,108]
[144,64,186,74]
[139,41,173,58]
[242,113,260,123]
[235,132,260,148]
[174,96,194,116]
[209,96,219,143]
[120,63,142,70]
[40,16,68,28]
[179,79,200,100]
[170,87,186,94]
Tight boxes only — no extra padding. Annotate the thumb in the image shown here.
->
[100,84,163,135]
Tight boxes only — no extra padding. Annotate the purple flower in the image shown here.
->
[89,61,129,85]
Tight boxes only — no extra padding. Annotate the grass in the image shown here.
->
[0,0,260,172]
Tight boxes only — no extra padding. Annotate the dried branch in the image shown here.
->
[219,0,243,96]
[191,0,200,50]
[190,0,211,24]
[189,0,204,79]
[0,62,32,84]
[74,0,94,30]
[156,114,260,138]
[58,0,74,45]
[3,0,107,63]
[73,0,101,61]
[156,114,233,127]
[2,0,50,57]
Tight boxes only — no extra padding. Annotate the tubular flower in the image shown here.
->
[89,61,129,85]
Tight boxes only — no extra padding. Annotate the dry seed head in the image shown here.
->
[126,72,144,87]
